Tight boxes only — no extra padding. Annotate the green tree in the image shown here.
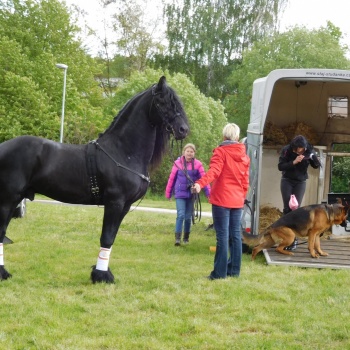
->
[224,24,350,136]
[0,0,106,143]
[93,0,166,96]
[330,144,350,192]
[112,2,164,72]
[160,0,288,99]
[104,68,227,195]
[331,158,350,192]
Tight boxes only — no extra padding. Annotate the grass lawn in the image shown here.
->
[1,200,350,349]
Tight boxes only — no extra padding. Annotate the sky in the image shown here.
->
[280,0,349,35]
[62,0,350,55]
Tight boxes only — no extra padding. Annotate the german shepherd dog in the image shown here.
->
[242,203,349,260]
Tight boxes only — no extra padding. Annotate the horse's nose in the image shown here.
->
[179,125,189,137]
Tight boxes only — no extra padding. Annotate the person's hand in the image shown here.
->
[311,153,321,167]
[192,183,201,193]
[293,155,304,165]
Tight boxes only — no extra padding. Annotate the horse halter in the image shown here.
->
[150,85,180,135]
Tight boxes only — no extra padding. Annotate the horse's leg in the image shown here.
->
[91,203,130,284]
[0,205,15,280]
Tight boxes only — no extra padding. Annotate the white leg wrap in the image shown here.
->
[0,243,4,266]
[96,247,112,271]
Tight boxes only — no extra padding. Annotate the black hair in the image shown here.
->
[290,135,308,150]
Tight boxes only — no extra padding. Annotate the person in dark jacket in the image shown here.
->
[165,143,210,246]
[278,135,321,249]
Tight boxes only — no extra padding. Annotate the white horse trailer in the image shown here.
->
[241,69,350,238]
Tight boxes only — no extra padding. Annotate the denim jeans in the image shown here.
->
[210,205,243,279]
[175,198,193,233]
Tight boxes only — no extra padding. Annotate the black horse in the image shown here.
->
[0,76,189,283]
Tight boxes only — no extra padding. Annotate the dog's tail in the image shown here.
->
[241,230,266,247]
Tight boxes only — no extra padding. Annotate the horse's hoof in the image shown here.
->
[90,265,115,284]
[0,265,12,280]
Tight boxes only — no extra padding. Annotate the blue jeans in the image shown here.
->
[175,198,193,233]
[210,205,242,279]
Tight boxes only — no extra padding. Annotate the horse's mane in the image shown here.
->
[150,124,170,170]
[99,89,149,137]
[98,83,181,170]
[150,84,184,170]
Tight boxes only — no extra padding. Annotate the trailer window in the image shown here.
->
[330,143,350,192]
[328,96,348,119]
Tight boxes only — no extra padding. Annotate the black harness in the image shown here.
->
[86,140,151,204]
[86,141,102,204]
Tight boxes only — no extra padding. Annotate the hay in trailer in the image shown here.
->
[263,121,320,146]
[285,122,320,145]
[259,205,283,231]
[263,121,288,145]
[283,122,297,142]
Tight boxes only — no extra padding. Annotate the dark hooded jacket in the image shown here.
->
[278,135,320,181]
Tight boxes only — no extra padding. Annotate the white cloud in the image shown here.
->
[280,0,349,36]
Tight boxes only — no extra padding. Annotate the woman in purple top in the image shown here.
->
[165,143,210,246]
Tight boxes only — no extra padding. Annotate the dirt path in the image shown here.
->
[32,199,213,217]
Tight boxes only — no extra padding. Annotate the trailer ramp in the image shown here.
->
[263,238,350,269]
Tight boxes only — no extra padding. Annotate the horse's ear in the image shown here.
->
[159,76,166,85]
[155,76,167,94]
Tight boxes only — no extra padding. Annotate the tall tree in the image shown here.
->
[162,0,288,99]
[91,0,166,96]
[112,2,163,72]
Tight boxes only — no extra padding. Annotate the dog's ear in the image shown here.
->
[339,204,350,218]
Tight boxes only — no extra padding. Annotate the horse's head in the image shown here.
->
[151,76,189,140]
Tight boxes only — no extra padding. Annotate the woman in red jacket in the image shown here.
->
[193,123,250,280]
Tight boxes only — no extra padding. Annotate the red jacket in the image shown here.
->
[196,142,250,208]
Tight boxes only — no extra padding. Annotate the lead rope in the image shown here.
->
[185,157,202,225]
[191,190,201,224]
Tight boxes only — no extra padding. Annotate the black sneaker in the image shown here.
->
[284,238,298,251]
